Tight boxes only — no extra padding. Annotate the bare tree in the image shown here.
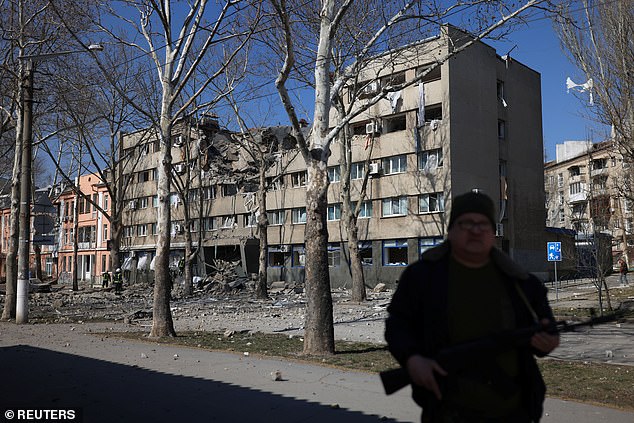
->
[555,0,633,187]
[73,0,261,337]
[270,0,558,355]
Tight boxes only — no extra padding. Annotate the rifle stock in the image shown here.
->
[380,311,624,395]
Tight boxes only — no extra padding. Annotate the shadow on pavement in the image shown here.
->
[0,345,394,422]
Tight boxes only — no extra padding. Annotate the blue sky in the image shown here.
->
[490,18,609,163]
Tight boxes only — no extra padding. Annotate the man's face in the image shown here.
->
[447,212,495,266]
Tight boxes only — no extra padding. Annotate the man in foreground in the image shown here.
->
[385,190,559,422]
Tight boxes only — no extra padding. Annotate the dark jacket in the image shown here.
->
[385,241,555,421]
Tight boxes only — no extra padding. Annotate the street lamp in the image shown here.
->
[16,44,102,324]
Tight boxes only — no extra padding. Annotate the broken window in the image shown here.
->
[327,243,341,267]
[266,176,284,191]
[268,246,290,267]
[359,241,373,265]
[385,114,406,133]
[419,237,442,256]
[221,184,237,197]
[292,245,305,267]
[243,214,257,227]
[381,71,405,88]
[382,239,408,266]
[204,217,218,231]
[415,65,441,83]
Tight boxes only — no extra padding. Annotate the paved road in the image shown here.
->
[1,321,632,423]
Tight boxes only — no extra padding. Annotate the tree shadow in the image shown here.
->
[0,345,400,423]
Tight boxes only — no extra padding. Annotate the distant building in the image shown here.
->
[52,174,111,285]
[544,140,632,268]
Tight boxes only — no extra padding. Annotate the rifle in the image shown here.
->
[380,310,625,395]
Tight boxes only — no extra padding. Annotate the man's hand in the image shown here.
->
[531,318,560,354]
[405,354,448,400]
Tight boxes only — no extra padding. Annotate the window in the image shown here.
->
[189,219,200,233]
[203,186,216,200]
[354,201,373,218]
[139,197,149,209]
[570,182,583,195]
[124,226,134,238]
[359,242,373,265]
[497,80,506,106]
[419,237,442,255]
[419,193,445,213]
[569,166,581,177]
[498,120,506,139]
[244,214,257,227]
[423,104,442,122]
[268,246,290,267]
[267,210,284,225]
[558,191,564,204]
[328,243,341,267]
[266,176,284,191]
[204,217,218,231]
[385,114,406,133]
[418,148,443,171]
[103,224,108,241]
[383,240,408,266]
[220,215,236,228]
[327,204,341,221]
[78,198,85,214]
[382,196,408,217]
[140,144,149,156]
[415,65,441,82]
[327,166,341,183]
[351,123,367,136]
[351,162,365,180]
[381,71,405,88]
[153,195,159,207]
[291,171,307,187]
[139,170,152,183]
[188,189,199,202]
[92,193,98,213]
[151,223,158,235]
[382,155,407,175]
[170,193,181,207]
[221,184,237,196]
[137,224,148,237]
[292,245,305,267]
[104,195,109,211]
[593,175,608,190]
[291,207,307,224]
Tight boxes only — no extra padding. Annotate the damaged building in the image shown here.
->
[121,27,547,288]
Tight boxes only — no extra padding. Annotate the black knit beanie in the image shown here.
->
[448,190,496,229]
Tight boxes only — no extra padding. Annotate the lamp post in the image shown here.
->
[16,44,103,324]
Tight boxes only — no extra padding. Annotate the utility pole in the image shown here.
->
[15,44,103,324]
[16,59,33,324]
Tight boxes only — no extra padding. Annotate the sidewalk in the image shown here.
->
[1,321,632,423]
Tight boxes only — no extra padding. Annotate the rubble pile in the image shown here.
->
[197,259,249,294]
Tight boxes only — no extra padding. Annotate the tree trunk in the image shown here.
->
[255,167,268,299]
[150,82,176,337]
[302,164,334,355]
[346,217,366,302]
[33,244,42,281]
[2,116,22,320]
[183,235,193,296]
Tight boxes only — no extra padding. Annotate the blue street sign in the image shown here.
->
[547,242,562,262]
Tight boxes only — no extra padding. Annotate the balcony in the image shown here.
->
[78,242,96,250]
[568,192,587,203]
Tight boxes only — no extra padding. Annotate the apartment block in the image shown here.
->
[544,140,632,267]
[121,26,546,287]
[52,174,111,285]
